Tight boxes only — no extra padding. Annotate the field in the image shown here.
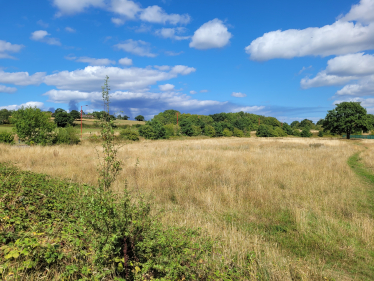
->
[1,137,374,280]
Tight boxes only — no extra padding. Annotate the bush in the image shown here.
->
[0,131,15,144]
[222,128,233,137]
[318,130,324,137]
[120,128,139,141]
[164,124,175,138]
[273,127,287,137]
[139,125,156,139]
[256,124,273,137]
[191,125,202,136]
[293,129,301,137]
[204,125,216,137]
[54,111,74,128]
[301,127,312,137]
[233,128,244,137]
[87,133,101,143]
[54,126,80,145]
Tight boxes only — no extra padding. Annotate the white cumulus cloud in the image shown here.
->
[0,40,23,59]
[231,92,247,98]
[53,0,105,16]
[118,57,132,66]
[75,57,116,66]
[190,19,232,50]
[139,5,190,25]
[109,0,141,19]
[0,85,17,94]
[115,39,157,57]
[190,90,197,94]
[0,70,45,86]
[246,0,374,61]
[30,30,61,46]
[159,84,175,91]
[0,101,44,111]
[155,27,190,40]
[65,27,76,33]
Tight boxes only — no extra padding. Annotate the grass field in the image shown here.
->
[1,137,373,280]
[0,126,13,132]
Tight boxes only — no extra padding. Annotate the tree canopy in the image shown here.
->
[323,102,371,139]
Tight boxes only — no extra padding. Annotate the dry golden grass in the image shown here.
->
[0,137,373,280]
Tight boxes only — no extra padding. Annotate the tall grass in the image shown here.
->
[1,138,373,280]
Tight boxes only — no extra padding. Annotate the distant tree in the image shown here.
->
[122,115,129,120]
[70,110,81,120]
[179,119,194,136]
[54,108,66,115]
[300,119,314,129]
[55,111,74,127]
[0,109,12,124]
[282,122,293,135]
[300,127,312,137]
[256,124,273,137]
[316,119,324,126]
[290,121,300,128]
[323,102,371,139]
[135,115,145,121]
[318,130,323,137]
[12,107,56,145]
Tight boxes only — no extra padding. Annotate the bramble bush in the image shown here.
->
[0,131,15,144]
[54,126,80,145]
[120,128,140,141]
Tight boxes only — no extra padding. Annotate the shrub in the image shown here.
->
[293,129,301,137]
[318,130,324,137]
[139,125,156,139]
[164,124,175,138]
[233,128,244,137]
[120,128,139,141]
[222,128,233,137]
[87,133,101,142]
[54,126,80,145]
[191,125,202,136]
[54,111,74,128]
[204,125,216,137]
[301,127,312,137]
[273,127,287,137]
[0,131,15,144]
[256,124,273,137]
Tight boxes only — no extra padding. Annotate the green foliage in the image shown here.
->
[300,127,312,138]
[12,107,56,145]
[0,109,12,124]
[163,124,175,138]
[120,128,140,141]
[233,127,244,137]
[54,110,74,128]
[263,117,282,127]
[290,121,300,128]
[282,122,293,135]
[69,110,81,120]
[135,115,145,121]
[153,109,180,125]
[179,119,194,136]
[204,125,216,137]
[316,119,324,126]
[54,126,80,145]
[0,131,15,144]
[300,119,314,129]
[256,124,273,137]
[323,102,371,139]
[222,128,233,137]
[149,120,166,139]
[273,127,287,137]
[318,130,324,137]
[293,129,301,137]
[191,125,202,136]
[139,125,156,139]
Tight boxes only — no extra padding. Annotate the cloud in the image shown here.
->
[159,84,175,91]
[231,92,247,98]
[139,5,190,25]
[43,89,98,103]
[118,57,132,66]
[200,89,208,93]
[0,40,24,59]
[109,0,141,19]
[298,66,312,75]
[0,101,44,111]
[0,70,45,86]
[190,90,197,94]
[165,51,183,56]
[301,71,358,89]
[43,65,196,92]
[53,0,105,16]
[335,75,374,96]
[0,85,17,94]
[75,56,116,66]
[30,30,61,46]
[111,17,125,26]
[190,19,232,50]
[37,20,49,28]
[155,27,190,40]
[115,39,157,57]
[65,27,76,33]
[341,0,374,24]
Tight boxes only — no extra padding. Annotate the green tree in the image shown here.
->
[55,111,74,127]
[300,127,312,137]
[290,121,300,128]
[70,110,81,120]
[256,124,273,137]
[323,102,371,139]
[282,122,293,135]
[0,109,12,124]
[12,107,56,145]
[135,115,145,121]
[318,130,323,137]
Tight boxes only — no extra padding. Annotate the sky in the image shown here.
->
[1,0,374,122]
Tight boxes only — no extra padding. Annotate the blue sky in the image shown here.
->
[1,0,374,122]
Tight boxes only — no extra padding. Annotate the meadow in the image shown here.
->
[1,136,373,280]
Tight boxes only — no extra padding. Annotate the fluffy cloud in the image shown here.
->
[0,70,45,86]
[0,40,23,59]
[109,0,141,19]
[111,18,125,26]
[158,84,174,91]
[335,75,374,96]
[53,0,105,16]
[301,71,358,89]
[43,89,99,103]
[155,27,190,40]
[190,19,232,50]
[30,30,61,46]
[43,65,195,92]
[139,5,190,25]
[0,85,17,94]
[190,90,197,94]
[75,56,116,66]
[0,101,44,111]
[231,92,246,98]
[118,57,132,66]
[246,0,374,61]
[115,40,157,57]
